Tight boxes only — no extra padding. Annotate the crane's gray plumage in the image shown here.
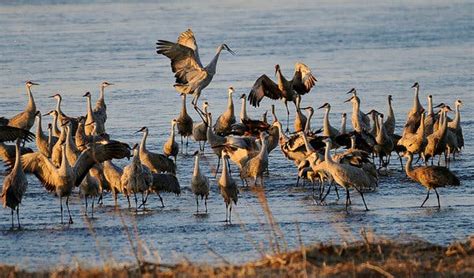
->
[1,81,38,131]
[137,127,176,174]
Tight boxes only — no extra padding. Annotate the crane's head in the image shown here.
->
[434,102,446,109]
[317,103,330,110]
[132,143,139,151]
[456,99,463,107]
[240,93,246,99]
[47,123,52,130]
[193,150,199,156]
[366,109,380,116]
[49,93,62,100]
[388,95,393,101]
[25,80,39,87]
[221,44,235,55]
[346,88,357,95]
[411,82,419,89]
[342,112,347,118]
[344,95,355,103]
[274,64,280,75]
[83,91,91,97]
[303,106,314,114]
[43,110,58,117]
[228,87,235,95]
[101,81,113,88]
[172,118,178,125]
[203,101,209,109]
[35,111,41,117]
[136,126,148,133]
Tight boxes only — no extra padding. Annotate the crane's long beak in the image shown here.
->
[344,97,352,103]
[346,89,355,95]
[317,104,326,109]
[433,103,444,108]
[31,82,39,85]
[226,46,236,56]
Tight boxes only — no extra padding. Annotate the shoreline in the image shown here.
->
[2,236,472,277]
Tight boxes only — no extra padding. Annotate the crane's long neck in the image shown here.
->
[140,130,148,153]
[350,137,356,150]
[276,68,287,91]
[170,123,176,143]
[206,47,223,75]
[26,85,36,112]
[376,117,384,141]
[181,95,187,115]
[427,97,433,116]
[404,154,416,180]
[60,145,69,172]
[56,97,62,115]
[323,108,331,136]
[221,156,230,184]
[193,155,200,177]
[416,113,425,137]
[12,139,22,173]
[36,115,44,139]
[324,142,334,164]
[413,87,421,112]
[48,125,53,153]
[240,98,247,122]
[388,98,395,119]
[275,122,288,142]
[86,96,94,123]
[352,100,361,132]
[301,132,315,153]
[52,113,60,137]
[371,113,378,134]
[452,103,461,129]
[227,93,234,114]
[340,116,347,134]
[98,86,105,103]
[304,110,313,133]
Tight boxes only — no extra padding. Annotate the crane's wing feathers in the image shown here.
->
[22,152,58,192]
[73,141,131,187]
[248,74,282,107]
[156,40,204,85]
[151,173,181,195]
[176,29,203,68]
[0,126,34,143]
[292,62,317,94]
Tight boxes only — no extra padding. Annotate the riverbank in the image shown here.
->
[2,236,472,277]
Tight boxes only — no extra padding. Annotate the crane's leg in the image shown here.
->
[334,184,340,200]
[205,196,208,213]
[11,209,14,229]
[345,188,350,212]
[321,184,331,203]
[16,206,21,229]
[85,196,88,216]
[60,196,64,224]
[195,196,199,213]
[113,191,118,207]
[284,101,290,133]
[126,195,131,208]
[186,136,189,154]
[91,196,95,218]
[180,136,184,153]
[225,203,228,222]
[296,176,300,187]
[215,156,221,178]
[158,193,165,208]
[133,192,138,212]
[434,188,441,209]
[229,203,233,224]
[354,186,369,211]
[420,190,430,207]
[66,196,73,224]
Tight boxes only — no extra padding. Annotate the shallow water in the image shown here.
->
[0,0,473,270]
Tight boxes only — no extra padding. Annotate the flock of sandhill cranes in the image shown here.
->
[0,29,464,229]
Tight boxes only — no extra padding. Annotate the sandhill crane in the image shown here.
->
[384,95,396,136]
[80,172,100,217]
[103,160,123,206]
[49,93,79,135]
[44,110,61,137]
[0,126,34,143]
[302,106,314,134]
[241,133,269,186]
[340,113,347,135]
[239,93,249,122]
[156,29,235,108]
[404,152,460,208]
[163,119,179,162]
[206,112,226,176]
[345,92,370,132]
[266,105,280,154]
[293,95,307,133]
[0,143,33,171]
[248,63,317,132]
[192,102,208,151]
[1,139,28,228]
[218,150,238,223]
[84,91,106,136]
[318,103,340,140]
[51,122,66,167]
[366,109,380,138]
[424,109,448,165]
[214,87,236,136]
[374,114,394,167]
[93,81,113,126]
[423,95,436,136]
[176,93,193,152]
[147,173,181,208]
[322,138,372,212]
[448,100,463,151]
[1,81,38,131]
[346,88,370,130]
[403,82,424,134]
[21,141,130,224]
[191,151,209,213]
[136,127,176,174]
[398,112,427,158]
[34,111,51,157]
[121,144,152,211]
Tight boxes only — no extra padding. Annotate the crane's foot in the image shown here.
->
[68,217,74,224]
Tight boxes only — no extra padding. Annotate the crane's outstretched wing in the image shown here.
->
[151,173,181,195]
[291,62,317,95]
[248,75,282,107]
[22,152,58,192]
[156,39,205,85]
[74,141,131,187]
[0,126,35,142]
[176,29,202,68]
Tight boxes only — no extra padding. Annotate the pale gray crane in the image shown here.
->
[191,151,209,213]
[1,81,38,131]
[345,88,370,130]
[49,93,79,135]
[448,100,463,151]
[384,95,396,136]
[136,127,176,174]
[103,160,123,206]
[43,110,61,137]
[156,29,235,109]
[176,93,194,152]
[340,113,347,135]
[1,138,28,229]
[93,81,113,126]
[241,133,269,186]
[214,87,236,135]
[403,82,424,135]
[318,103,340,140]
[192,102,208,151]
[163,119,179,162]
[84,91,106,136]
[206,112,226,176]
[248,63,317,132]
[404,152,460,208]
[21,141,130,224]
[218,150,238,223]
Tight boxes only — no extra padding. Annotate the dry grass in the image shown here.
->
[1,236,472,278]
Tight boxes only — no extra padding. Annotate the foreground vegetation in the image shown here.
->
[2,236,472,278]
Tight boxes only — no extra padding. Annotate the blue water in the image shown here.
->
[0,0,473,270]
